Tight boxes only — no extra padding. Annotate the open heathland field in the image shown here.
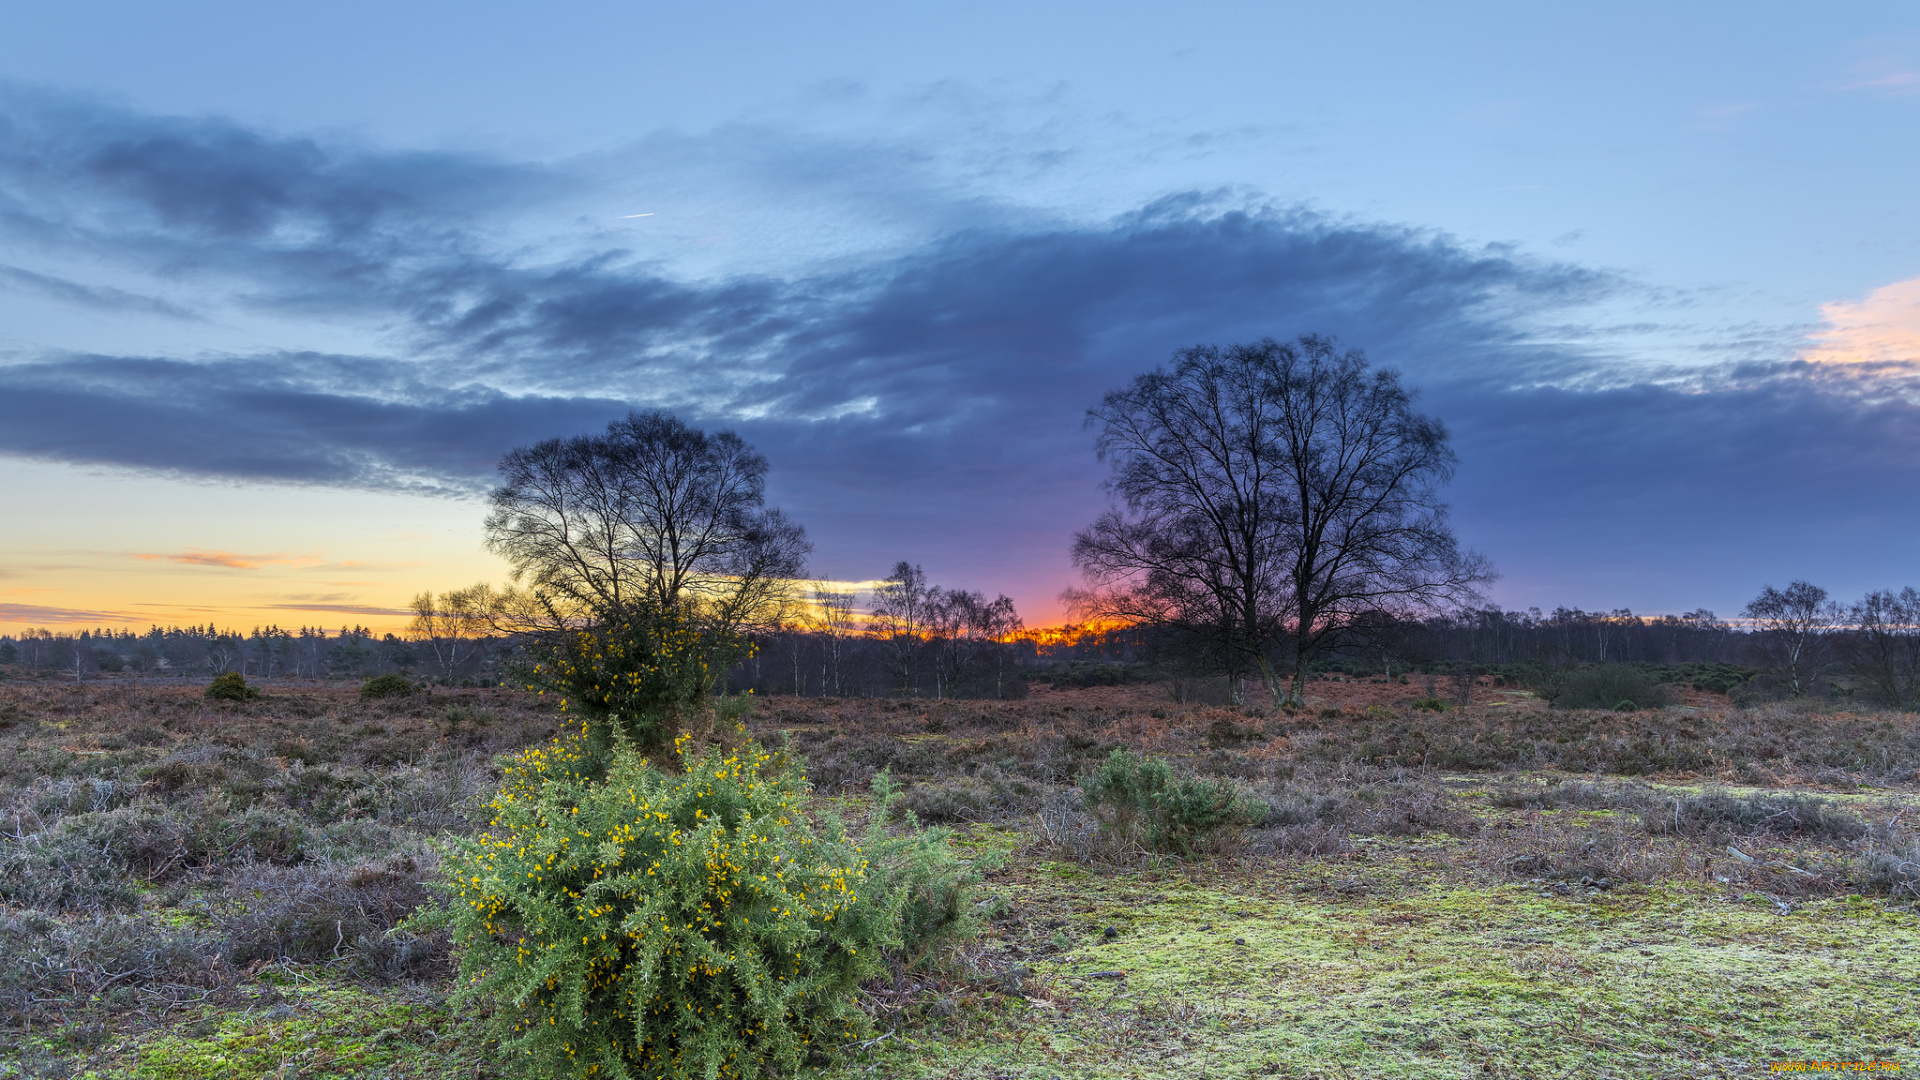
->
[1,674,1916,1079]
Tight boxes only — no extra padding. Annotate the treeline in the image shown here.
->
[1370,583,1920,707]
[0,625,506,684]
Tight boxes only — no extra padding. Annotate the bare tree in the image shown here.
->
[486,410,810,633]
[870,562,937,696]
[1845,587,1920,707]
[928,589,980,699]
[409,583,502,683]
[1743,581,1839,696]
[810,585,857,697]
[972,593,1023,699]
[1071,336,1490,706]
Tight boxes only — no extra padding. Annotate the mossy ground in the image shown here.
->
[22,783,1914,1079]
[848,865,1916,1078]
[3,683,1914,1079]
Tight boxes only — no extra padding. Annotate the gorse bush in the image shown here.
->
[1540,664,1673,711]
[360,674,418,700]
[438,733,972,1079]
[1078,748,1254,856]
[205,672,259,701]
[522,602,752,756]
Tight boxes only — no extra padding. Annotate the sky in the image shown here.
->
[1,1,1918,635]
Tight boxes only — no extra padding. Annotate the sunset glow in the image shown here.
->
[1802,275,1920,374]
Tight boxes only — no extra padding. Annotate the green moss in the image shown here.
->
[835,867,1920,1079]
[77,986,496,1080]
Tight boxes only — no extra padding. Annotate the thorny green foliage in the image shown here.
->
[1078,748,1252,856]
[517,601,752,761]
[204,672,259,701]
[360,673,419,700]
[437,735,976,1079]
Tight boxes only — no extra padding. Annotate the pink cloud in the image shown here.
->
[129,549,318,570]
[0,602,138,625]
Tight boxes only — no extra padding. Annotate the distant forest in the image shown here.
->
[3,590,1915,708]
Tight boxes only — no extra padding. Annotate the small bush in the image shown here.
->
[1541,665,1672,711]
[1,803,194,910]
[894,770,1038,823]
[1643,791,1867,842]
[205,672,259,701]
[360,674,417,700]
[866,771,980,965]
[219,851,445,978]
[0,911,221,1021]
[1078,748,1252,856]
[1206,718,1254,745]
[1860,830,1920,901]
[439,736,973,1078]
[1489,780,1657,812]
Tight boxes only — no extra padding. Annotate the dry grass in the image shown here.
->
[1,675,1916,1077]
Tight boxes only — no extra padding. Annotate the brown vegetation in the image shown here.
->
[1,675,1915,1073]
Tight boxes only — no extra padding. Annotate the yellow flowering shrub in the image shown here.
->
[440,735,959,1079]
[522,601,749,756]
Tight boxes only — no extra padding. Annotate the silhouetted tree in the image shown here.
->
[486,411,810,747]
[409,583,503,682]
[1743,581,1838,696]
[1844,587,1920,707]
[811,584,857,697]
[870,563,937,696]
[488,411,808,629]
[1070,336,1489,705]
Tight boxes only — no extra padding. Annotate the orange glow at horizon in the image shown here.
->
[0,459,508,638]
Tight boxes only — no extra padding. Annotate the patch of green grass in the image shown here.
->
[76,985,502,1080]
[837,861,1919,1079]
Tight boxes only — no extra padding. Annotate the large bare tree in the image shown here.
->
[485,411,809,745]
[1070,336,1489,705]
[486,410,809,635]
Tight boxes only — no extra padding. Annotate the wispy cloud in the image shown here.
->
[0,264,198,318]
[1840,64,1920,96]
[0,602,138,625]
[130,549,320,570]
[1797,275,1920,400]
[258,602,410,616]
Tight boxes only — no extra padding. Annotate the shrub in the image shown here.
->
[206,672,259,701]
[893,770,1038,824]
[865,771,979,965]
[0,803,193,910]
[1540,665,1672,711]
[1078,748,1252,856]
[1861,832,1920,901]
[438,735,971,1078]
[360,673,418,700]
[219,851,445,978]
[0,910,220,1021]
[1642,791,1867,842]
[519,602,749,757]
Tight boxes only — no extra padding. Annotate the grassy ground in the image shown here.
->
[1,675,1915,1078]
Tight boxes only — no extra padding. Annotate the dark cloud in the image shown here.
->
[2,89,1914,613]
[0,352,629,493]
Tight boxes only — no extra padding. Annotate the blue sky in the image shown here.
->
[1,1,1917,631]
